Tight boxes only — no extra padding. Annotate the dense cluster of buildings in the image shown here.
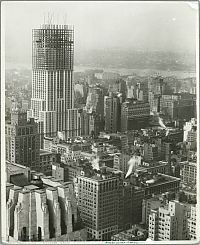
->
[5,22,197,242]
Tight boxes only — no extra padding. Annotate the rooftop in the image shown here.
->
[39,24,74,30]
[7,162,29,175]
[133,173,180,188]
[40,149,53,156]
[139,161,168,168]
[35,189,46,194]
[6,182,14,188]
[23,185,39,191]
[79,172,118,182]
[112,225,147,241]
[10,174,29,187]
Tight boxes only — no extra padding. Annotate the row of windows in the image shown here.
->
[17,127,35,136]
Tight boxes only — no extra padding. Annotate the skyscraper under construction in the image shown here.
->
[30,24,78,142]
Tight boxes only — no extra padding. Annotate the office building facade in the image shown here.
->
[30,24,76,140]
[5,110,40,171]
[148,200,191,241]
[104,93,121,133]
[75,174,122,240]
[121,100,150,132]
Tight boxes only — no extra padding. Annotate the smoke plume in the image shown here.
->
[158,116,169,136]
[125,155,141,178]
[158,117,166,129]
[151,110,169,136]
[92,157,100,170]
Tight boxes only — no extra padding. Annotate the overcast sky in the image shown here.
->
[2,1,198,65]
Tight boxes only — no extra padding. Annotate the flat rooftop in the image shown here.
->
[7,162,29,175]
[134,173,180,188]
[23,185,39,191]
[40,149,52,155]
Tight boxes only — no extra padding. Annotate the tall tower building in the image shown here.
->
[86,85,104,122]
[104,92,121,133]
[30,24,75,140]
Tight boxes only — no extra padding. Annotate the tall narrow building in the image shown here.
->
[104,92,121,133]
[5,110,40,170]
[30,24,75,140]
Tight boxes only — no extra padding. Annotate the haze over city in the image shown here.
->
[3,1,198,68]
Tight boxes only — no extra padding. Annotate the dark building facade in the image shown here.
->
[104,93,121,133]
[109,79,127,102]
[76,171,146,241]
[5,110,40,170]
[121,99,150,132]
[160,93,196,122]
[76,174,122,241]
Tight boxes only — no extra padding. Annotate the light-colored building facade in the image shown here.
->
[183,118,197,150]
[148,200,190,241]
[113,153,131,173]
[6,180,86,242]
[30,24,80,142]
[180,161,196,185]
[187,205,196,240]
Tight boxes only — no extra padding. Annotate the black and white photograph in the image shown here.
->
[1,1,199,243]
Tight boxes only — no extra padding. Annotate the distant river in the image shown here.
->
[74,65,196,79]
[6,62,196,79]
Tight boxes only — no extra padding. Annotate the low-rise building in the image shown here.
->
[111,225,148,241]
[39,150,56,175]
[130,173,180,198]
[6,162,30,187]
[135,161,169,176]
[52,159,93,183]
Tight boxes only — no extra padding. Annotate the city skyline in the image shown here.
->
[2,1,198,243]
[3,1,198,67]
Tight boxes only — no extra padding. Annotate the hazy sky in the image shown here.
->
[2,1,198,64]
